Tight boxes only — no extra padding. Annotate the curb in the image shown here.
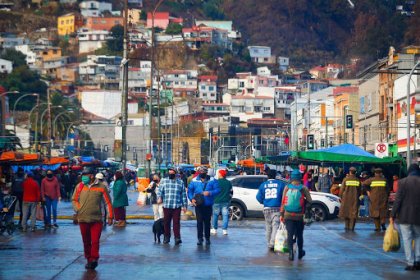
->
[16,215,196,221]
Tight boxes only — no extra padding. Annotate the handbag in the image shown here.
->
[193,181,207,206]
[274,223,288,253]
[36,203,44,221]
[383,223,400,252]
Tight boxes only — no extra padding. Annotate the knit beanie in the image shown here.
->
[290,170,302,181]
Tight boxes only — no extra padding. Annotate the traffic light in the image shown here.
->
[346,115,353,129]
[307,134,314,150]
[320,139,325,147]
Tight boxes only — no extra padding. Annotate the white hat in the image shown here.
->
[95,173,104,180]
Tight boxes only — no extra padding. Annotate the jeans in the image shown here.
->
[212,202,229,230]
[45,197,58,225]
[263,208,280,248]
[195,205,212,240]
[399,224,420,265]
[163,207,181,240]
[285,219,304,254]
[152,204,164,221]
[363,195,370,217]
[79,222,103,262]
[21,202,37,229]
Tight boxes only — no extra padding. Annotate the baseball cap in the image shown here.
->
[95,173,104,180]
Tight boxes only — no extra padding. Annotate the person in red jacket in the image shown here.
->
[41,170,61,229]
[21,171,41,232]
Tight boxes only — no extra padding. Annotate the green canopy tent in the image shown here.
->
[290,144,406,177]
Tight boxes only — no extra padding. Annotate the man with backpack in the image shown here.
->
[256,170,286,251]
[280,170,312,261]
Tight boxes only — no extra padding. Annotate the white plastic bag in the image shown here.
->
[136,192,147,207]
[274,223,288,253]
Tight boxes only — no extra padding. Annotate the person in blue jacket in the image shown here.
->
[256,169,286,251]
[188,167,220,246]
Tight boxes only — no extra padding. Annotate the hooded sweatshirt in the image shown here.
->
[41,176,61,200]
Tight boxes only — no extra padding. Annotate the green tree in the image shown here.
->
[165,23,182,35]
[0,49,27,68]
[106,24,124,53]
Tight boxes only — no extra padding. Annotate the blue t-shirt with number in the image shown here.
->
[256,179,286,208]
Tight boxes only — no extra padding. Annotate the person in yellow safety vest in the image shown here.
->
[362,168,389,231]
[338,167,361,231]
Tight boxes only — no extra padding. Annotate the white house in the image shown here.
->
[278,56,289,71]
[80,1,113,17]
[78,28,112,53]
[0,58,12,74]
[198,75,217,103]
[247,46,276,64]
[230,95,274,122]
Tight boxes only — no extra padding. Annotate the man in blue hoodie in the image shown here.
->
[256,169,286,251]
[188,167,220,246]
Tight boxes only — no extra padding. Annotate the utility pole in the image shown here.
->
[148,0,164,176]
[34,97,40,153]
[325,116,328,148]
[47,88,52,157]
[121,0,129,173]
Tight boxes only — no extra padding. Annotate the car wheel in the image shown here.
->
[311,204,327,222]
[229,202,244,221]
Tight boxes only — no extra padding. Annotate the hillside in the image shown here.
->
[152,0,418,68]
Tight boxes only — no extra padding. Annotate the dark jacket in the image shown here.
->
[391,174,420,225]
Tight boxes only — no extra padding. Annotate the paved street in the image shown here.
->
[1,212,418,280]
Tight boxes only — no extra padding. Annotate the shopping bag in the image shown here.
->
[383,223,400,252]
[274,223,289,253]
[136,192,147,207]
[36,204,44,221]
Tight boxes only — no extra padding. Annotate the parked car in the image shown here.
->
[228,175,341,221]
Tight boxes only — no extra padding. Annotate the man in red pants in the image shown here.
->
[72,168,113,269]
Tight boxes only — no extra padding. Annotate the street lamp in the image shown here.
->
[52,110,73,139]
[28,102,48,152]
[13,93,39,134]
[406,60,420,167]
[40,106,63,142]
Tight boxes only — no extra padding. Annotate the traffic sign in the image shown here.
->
[374,143,388,158]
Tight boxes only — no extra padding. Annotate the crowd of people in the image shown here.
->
[1,163,419,272]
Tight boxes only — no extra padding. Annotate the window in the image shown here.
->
[231,177,267,189]
[264,107,270,111]
[203,93,207,97]
[209,86,214,91]
[201,85,205,90]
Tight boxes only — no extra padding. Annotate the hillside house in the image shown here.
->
[248,46,276,64]
[0,58,12,74]
[80,1,112,17]
[78,28,112,53]
[85,17,124,31]
[198,75,218,103]
[57,13,84,36]
[147,12,183,30]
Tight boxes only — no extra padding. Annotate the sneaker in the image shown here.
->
[197,239,203,246]
[163,237,170,244]
[205,239,211,246]
[175,238,182,245]
[222,229,228,235]
[22,227,27,232]
[30,227,36,232]
[52,224,59,229]
[210,228,217,235]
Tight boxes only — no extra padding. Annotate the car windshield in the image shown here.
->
[231,177,266,189]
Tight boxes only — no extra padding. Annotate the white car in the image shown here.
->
[228,175,341,221]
